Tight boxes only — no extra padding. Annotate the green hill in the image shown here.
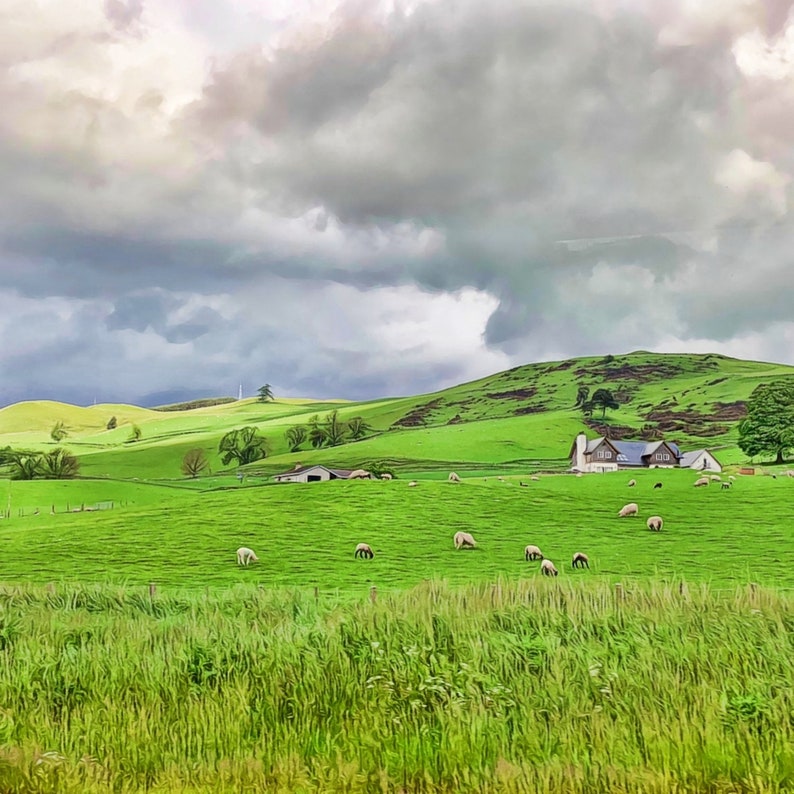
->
[1,351,793,481]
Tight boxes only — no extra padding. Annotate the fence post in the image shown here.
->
[149,583,157,598]
[314,586,319,601]
[46,582,55,595]
[614,583,624,602]
[370,585,377,604]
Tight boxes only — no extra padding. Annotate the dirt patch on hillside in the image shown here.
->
[486,387,538,400]
[392,399,442,428]
[513,403,549,416]
[710,401,747,420]
[642,404,731,437]
[447,414,463,425]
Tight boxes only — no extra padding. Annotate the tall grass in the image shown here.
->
[0,580,792,792]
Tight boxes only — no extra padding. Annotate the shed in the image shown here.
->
[679,449,723,473]
[273,465,354,483]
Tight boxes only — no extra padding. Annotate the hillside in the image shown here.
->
[1,351,793,480]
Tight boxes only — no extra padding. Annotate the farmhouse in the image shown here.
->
[570,433,723,474]
[273,465,354,483]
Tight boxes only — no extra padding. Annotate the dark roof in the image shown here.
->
[581,436,681,466]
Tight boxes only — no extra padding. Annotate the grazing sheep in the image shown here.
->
[627,478,637,487]
[348,469,372,480]
[524,544,543,561]
[236,547,259,566]
[694,477,710,487]
[408,480,418,487]
[653,482,663,489]
[710,474,722,482]
[540,559,559,577]
[531,476,540,481]
[618,502,639,518]
[721,481,732,490]
[380,473,392,480]
[454,531,476,550]
[354,543,374,559]
[448,472,461,483]
[785,470,794,478]
[576,472,583,478]
[572,552,590,569]
[646,516,663,532]
[519,481,529,487]
[729,475,736,480]
[497,476,505,482]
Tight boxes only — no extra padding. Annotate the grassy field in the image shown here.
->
[0,469,791,592]
[0,580,791,792]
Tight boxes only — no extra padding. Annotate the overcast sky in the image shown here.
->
[2,0,793,407]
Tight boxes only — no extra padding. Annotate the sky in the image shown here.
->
[2,0,794,407]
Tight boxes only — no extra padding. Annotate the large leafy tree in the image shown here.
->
[589,388,619,418]
[7,450,43,480]
[284,425,307,452]
[218,427,269,466]
[181,448,210,478]
[307,415,327,449]
[347,416,373,441]
[38,448,80,479]
[574,385,590,408]
[323,410,348,447]
[738,380,794,464]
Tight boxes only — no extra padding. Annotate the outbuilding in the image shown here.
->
[272,465,354,483]
[678,449,723,473]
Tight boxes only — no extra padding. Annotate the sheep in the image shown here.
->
[236,547,259,566]
[721,481,732,490]
[710,474,722,482]
[572,552,589,569]
[646,516,663,532]
[786,470,794,478]
[627,478,637,487]
[519,481,529,487]
[576,472,583,478]
[448,472,461,483]
[497,476,505,482]
[694,477,710,487]
[454,531,476,550]
[354,543,374,559]
[618,502,639,518]
[653,482,663,489]
[408,480,418,487]
[348,469,372,480]
[524,544,543,561]
[531,476,540,481]
[540,559,559,577]
[729,475,736,480]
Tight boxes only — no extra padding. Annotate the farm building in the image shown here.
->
[273,465,354,483]
[678,449,723,473]
[570,433,722,474]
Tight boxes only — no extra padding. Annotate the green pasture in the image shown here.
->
[0,469,791,591]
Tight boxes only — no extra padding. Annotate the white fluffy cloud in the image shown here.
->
[1,0,794,406]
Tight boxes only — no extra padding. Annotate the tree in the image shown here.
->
[284,425,307,453]
[181,448,210,478]
[7,450,43,480]
[50,421,68,442]
[106,416,117,430]
[257,384,274,402]
[574,385,590,408]
[347,416,373,441]
[589,388,619,418]
[738,380,794,464]
[307,415,327,449]
[323,410,348,447]
[128,424,142,443]
[218,426,269,466]
[38,448,80,479]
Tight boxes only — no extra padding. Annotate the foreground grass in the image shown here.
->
[0,580,791,792]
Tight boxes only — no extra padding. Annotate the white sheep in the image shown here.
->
[710,474,722,482]
[454,531,476,550]
[236,547,259,566]
[786,470,794,478]
[354,542,374,559]
[348,469,372,480]
[448,472,461,483]
[728,475,736,480]
[572,552,589,569]
[627,478,636,487]
[408,480,418,487]
[721,481,732,490]
[694,477,710,487]
[646,515,663,532]
[540,559,559,577]
[524,544,543,561]
[380,473,393,480]
[530,476,540,481]
[497,476,505,482]
[618,502,639,517]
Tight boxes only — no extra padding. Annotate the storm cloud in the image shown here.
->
[1,0,793,406]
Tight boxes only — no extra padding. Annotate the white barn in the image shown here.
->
[273,465,354,483]
[679,449,723,473]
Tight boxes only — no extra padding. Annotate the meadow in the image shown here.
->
[1,351,794,791]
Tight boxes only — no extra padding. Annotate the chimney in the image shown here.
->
[574,433,587,472]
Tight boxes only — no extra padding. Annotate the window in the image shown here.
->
[662,453,670,461]
[597,449,612,459]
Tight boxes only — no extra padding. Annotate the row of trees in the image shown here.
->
[285,411,373,452]
[1,448,80,480]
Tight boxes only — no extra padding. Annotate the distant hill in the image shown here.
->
[1,352,792,478]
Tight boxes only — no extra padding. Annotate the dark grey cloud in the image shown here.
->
[1,0,794,406]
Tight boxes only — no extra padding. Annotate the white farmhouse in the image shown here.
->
[273,465,354,483]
